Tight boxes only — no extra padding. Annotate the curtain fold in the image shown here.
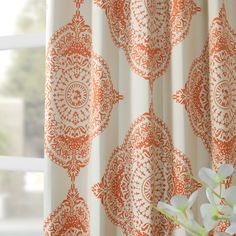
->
[44,0,236,235]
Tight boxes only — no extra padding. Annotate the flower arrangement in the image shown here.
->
[154,164,236,236]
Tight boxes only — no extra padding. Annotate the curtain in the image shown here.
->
[43,0,236,235]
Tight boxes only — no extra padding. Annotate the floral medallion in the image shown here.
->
[92,112,200,235]
[173,6,236,169]
[44,185,90,236]
[45,12,122,179]
[94,0,200,80]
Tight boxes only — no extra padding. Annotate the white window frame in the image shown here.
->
[0,5,46,236]
[0,156,44,172]
[0,33,45,50]
[0,32,46,171]
[0,33,46,236]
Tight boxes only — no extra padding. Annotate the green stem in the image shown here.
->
[152,206,205,236]
[186,172,233,208]
[207,186,232,208]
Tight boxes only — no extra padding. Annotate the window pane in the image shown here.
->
[0,170,43,236]
[0,0,46,37]
[0,48,45,158]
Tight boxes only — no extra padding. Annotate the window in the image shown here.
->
[0,1,46,235]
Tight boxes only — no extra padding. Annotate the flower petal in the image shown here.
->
[190,220,207,233]
[218,205,233,216]
[188,190,198,208]
[218,164,234,180]
[199,167,218,189]
[170,195,188,209]
[230,214,236,224]
[202,215,218,231]
[214,185,226,204]
[157,201,179,215]
[226,223,236,234]
[224,186,236,206]
[200,203,212,219]
[206,188,216,206]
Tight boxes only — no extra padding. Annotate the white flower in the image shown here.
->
[198,164,234,189]
[200,189,222,231]
[157,191,198,220]
[200,203,219,231]
[225,197,236,234]
[173,219,208,236]
[226,214,236,235]
[155,164,236,236]
[205,187,231,214]
[201,186,236,234]
[223,186,236,208]
[157,191,208,236]
[157,201,179,217]
[185,220,207,236]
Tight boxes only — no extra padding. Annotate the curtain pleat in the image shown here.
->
[44,0,236,235]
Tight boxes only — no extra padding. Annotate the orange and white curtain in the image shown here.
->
[43,0,236,235]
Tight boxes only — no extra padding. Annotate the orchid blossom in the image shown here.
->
[154,164,236,236]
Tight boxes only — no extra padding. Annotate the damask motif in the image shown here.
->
[173,6,236,169]
[44,184,90,236]
[92,112,200,236]
[170,0,200,46]
[94,0,200,80]
[45,11,123,179]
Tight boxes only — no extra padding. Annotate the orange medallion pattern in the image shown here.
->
[44,1,123,235]
[92,112,200,235]
[44,184,90,236]
[170,0,200,46]
[94,0,200,80]
[173,6,236,169]
[45,10,122,179]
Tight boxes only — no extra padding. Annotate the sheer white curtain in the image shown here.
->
[44,0,236,235]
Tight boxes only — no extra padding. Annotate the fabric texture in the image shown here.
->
[43,0,236,235]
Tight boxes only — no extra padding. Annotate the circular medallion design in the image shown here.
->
[52,56,92,126]
[94,0,200,80]
[92,112,200,236]
[132,0,168,31]
[141,173,163,203]
[214,81,231,109]
[44,185,90,236]
[132,160,166,219]
[65,82,89,109]
[45,13,123,179]
[173,6,236,169]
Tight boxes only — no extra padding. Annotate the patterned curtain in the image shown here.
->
[43,0,236,235]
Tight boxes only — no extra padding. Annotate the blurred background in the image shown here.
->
[0,0,46,235]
